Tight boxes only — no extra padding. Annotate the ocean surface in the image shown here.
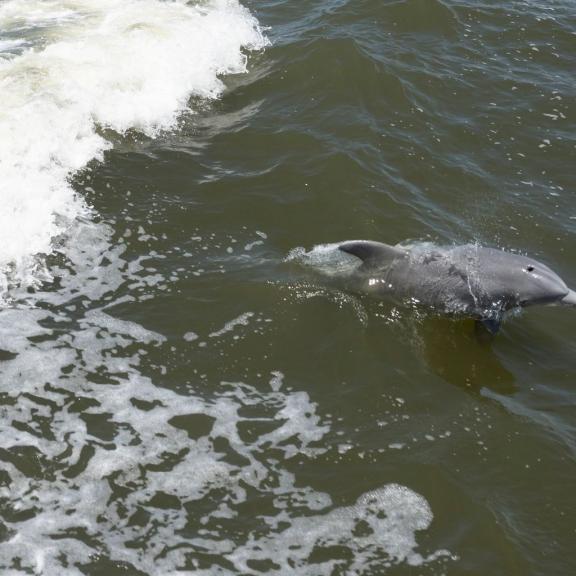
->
[0,0,575,574]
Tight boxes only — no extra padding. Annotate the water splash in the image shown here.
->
[0,0,267,294]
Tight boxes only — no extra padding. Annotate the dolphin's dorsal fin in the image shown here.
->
[338,240,405,269]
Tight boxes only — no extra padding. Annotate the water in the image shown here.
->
[0,0,574,574]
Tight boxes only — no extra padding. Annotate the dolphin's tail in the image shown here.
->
[560,289,576,306]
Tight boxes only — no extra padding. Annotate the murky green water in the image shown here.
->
[0,0,575,574]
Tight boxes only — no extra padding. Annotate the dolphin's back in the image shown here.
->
[339,241,480,313]
[389,245,478,312]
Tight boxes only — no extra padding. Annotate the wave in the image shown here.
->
[0,0,267,295]
[374,0,459,36]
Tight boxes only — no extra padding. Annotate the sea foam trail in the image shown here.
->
[0,0,267,293]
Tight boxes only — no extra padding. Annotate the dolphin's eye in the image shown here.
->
[525,265,535,272]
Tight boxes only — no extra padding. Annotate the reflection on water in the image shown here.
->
[419,317,517,396]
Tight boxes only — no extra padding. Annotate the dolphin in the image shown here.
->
[302,240,576,334]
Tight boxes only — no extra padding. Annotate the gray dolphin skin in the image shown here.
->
[333,240,576,333]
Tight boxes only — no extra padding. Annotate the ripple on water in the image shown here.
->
[0,220,453,574]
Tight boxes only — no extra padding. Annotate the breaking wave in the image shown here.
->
[0,0,267,294]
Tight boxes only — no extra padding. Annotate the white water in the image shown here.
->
[287,242,364,277]
[0,3,454,572]
[0,215,453,574]
[0,0,267,293]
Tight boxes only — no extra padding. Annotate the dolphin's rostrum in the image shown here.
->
[297,240,575,334]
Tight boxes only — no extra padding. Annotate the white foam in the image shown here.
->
[0,228,453,573]
[0,6,455,570]
[209,311,255,337]
[227,484,453,573]
[0,39,26,54]
[0,0,267,294]
[287,242,363,277]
